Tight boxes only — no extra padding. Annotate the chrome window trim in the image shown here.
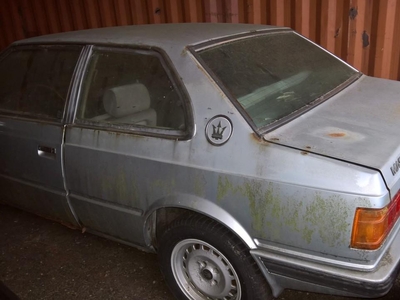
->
[66,45,93,125]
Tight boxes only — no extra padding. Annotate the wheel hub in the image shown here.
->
[200,268,213,281]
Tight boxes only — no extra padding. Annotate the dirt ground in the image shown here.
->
[1,204,399,300]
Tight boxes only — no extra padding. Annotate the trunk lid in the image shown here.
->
[263,75,400,192]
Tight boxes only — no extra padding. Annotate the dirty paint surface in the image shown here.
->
[217,175,236,203]
[304,194,350,247]
[217,176,353,248]
[192,172,206,198]
[151,178,176,198]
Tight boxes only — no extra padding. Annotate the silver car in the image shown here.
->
[1,23,400,300]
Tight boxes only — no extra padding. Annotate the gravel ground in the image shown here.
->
[1,204,399,300]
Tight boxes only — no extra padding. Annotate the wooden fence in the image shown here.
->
[0,0,399,80]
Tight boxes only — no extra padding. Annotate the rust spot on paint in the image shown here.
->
[270,137,280,141]
[305,146,311,149]
[252,133,270,145]
[328,132,346,138]
[251,132,262,142]
[301,151,309,156]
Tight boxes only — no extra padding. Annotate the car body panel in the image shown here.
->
[263,75,400,193]
[0,117,77,225]
[65,45,390,263]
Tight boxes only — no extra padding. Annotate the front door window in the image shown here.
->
[0,46,82,120]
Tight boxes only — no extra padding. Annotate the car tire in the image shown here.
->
[158,214,272,300]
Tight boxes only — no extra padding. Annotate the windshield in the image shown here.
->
[198,31,358,130]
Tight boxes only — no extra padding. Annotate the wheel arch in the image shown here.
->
[142,194,256,251]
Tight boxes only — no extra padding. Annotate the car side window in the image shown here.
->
[76,47,186,131]
[0,46,82,120]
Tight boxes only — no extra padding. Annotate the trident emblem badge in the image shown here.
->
[205,116,233,146]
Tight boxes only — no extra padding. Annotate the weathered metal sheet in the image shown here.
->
[1,0,399,80]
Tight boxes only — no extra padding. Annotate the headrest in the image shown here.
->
[103,83,151,118]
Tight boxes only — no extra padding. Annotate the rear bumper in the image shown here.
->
[251,229,400,298]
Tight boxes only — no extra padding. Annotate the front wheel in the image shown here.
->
[158,215,272,300]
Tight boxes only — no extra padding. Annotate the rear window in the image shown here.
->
[197,31,358,130]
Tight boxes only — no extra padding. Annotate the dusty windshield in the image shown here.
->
[198,31,358,129]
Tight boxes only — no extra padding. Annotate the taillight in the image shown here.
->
[351,191,400,250]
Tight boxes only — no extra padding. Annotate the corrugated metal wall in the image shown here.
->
[1,0,400,80]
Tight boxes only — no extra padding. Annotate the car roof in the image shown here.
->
[13,23,287,51]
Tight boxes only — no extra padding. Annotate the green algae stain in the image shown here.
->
[152,178,176,196]
[242,180,350,247]
[271,195,282,219]
[130,178,139,203]
[304,193,350,247]
[216,176,351,248]
[216,176,244,203]
[244,181,281,237]
[115,172,128,200]
[245,181,266,235]
[193,173,206,198]
[284,202,302,233]
[215,176,278,236]
[217,176,234,202]
[99,172,140,207]
[302,227,314,244]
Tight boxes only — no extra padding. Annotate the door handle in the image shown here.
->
[38,145,56,159]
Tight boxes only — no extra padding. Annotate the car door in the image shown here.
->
[64,46,192,246]
[0,45,83,226]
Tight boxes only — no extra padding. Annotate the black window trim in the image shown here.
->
[71,44,195,141]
